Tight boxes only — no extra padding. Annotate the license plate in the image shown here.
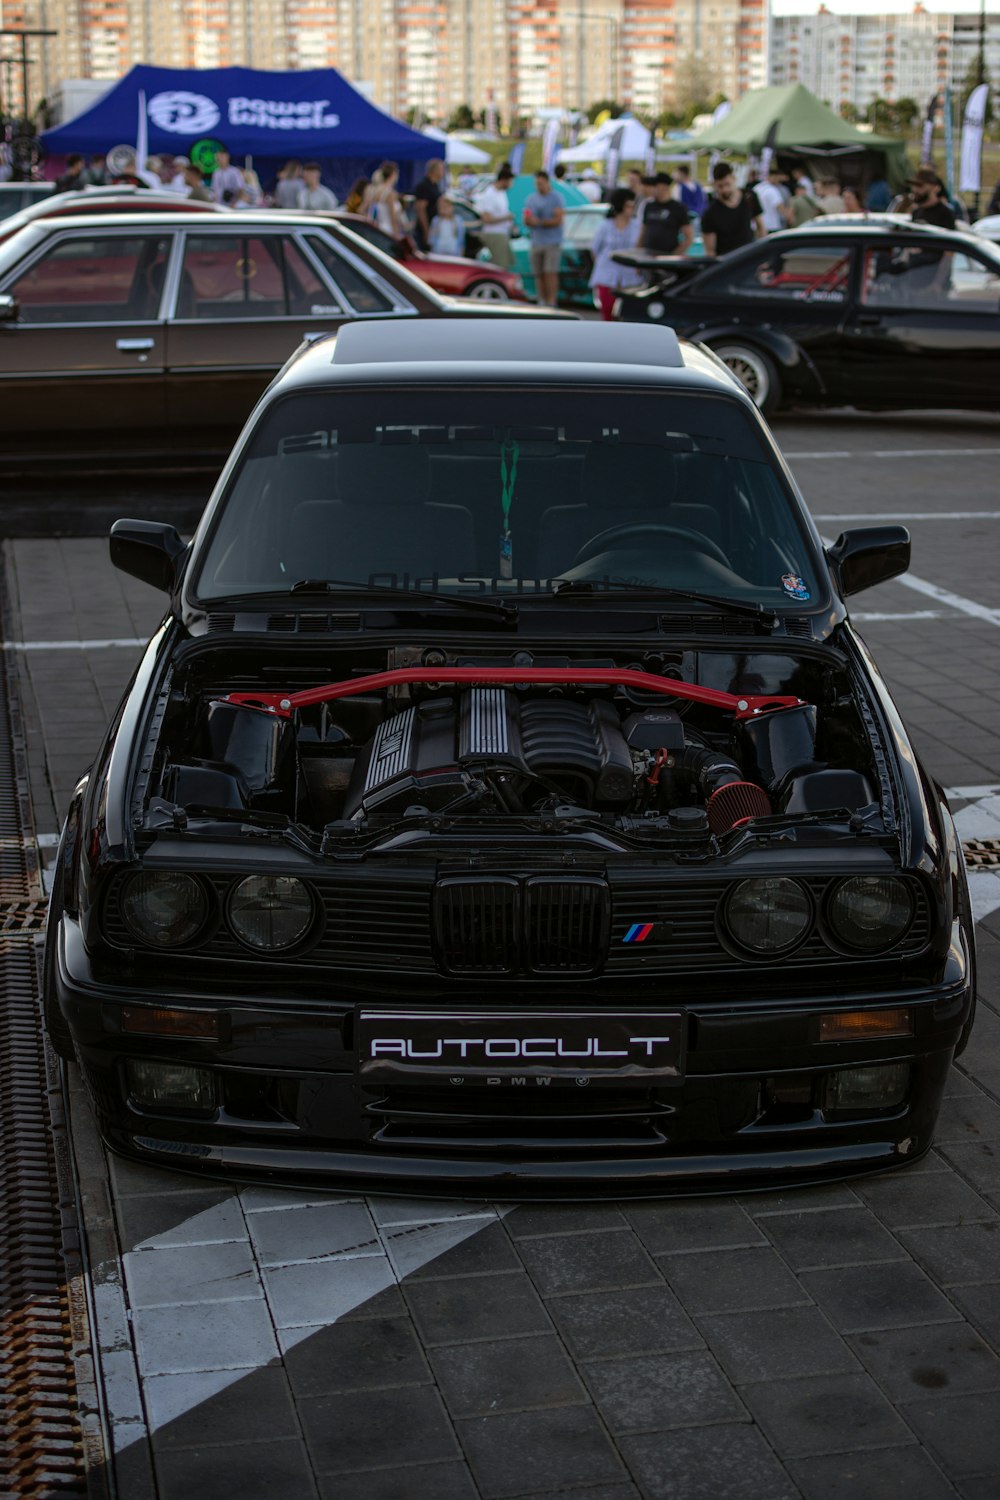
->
[356,1009,685,1087]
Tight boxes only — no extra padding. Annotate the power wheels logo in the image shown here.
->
[148,91,221,135]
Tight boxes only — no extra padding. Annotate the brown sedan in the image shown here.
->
[0,210,570,469]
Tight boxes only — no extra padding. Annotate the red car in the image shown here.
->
[0,186,223,247]
[332,211,526,301]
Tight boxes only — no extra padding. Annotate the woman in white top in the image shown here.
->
[588,189,643,320]
[364,161,406,239]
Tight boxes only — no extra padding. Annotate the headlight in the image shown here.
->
[826,876,914,953]
[228,875,314,951]
[121,872,208,947]
[646,300,666,320]
[725,877,812,956]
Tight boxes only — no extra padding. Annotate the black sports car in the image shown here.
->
[613,217,1000,414]
[44,320,976,1196]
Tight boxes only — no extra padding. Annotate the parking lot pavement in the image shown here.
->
[5,409,1000,1498]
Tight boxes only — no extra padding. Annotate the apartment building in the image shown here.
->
[1,0,771,125]
[770,5,1000,113]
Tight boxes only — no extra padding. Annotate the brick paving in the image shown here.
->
[4,410,1000,1498]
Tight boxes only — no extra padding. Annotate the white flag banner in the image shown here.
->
[541,117,560,175]
[134,89,160,189]
[136,88,148,169]
[712,100,732,125]
[604,124,625,190]
[959,83,989,194]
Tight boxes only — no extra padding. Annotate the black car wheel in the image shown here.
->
[466,280,511,301]
[711,343,782,414]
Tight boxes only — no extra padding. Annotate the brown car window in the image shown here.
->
[9,234,170,323]
[305,235,396,313]
[282,238,331,315]
[179,234,323,319]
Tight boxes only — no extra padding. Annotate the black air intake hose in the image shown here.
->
[675,746,772,835]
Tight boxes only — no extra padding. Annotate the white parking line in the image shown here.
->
[816,513,1000,522]
[787,448,1000,460]
[896,571,1000,627]
[112,1192,510,1449]
[1,638,147,651]
[852,611,945,622]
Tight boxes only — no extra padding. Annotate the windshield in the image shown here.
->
[194,387,823,607]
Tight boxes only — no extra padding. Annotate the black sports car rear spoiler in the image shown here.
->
[611,250,716,283]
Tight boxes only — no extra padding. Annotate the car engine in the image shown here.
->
[151,651,880,845]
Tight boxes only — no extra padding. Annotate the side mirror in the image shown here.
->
[109,519,187,593]
[826,525,910,597]
[0,292,19,322]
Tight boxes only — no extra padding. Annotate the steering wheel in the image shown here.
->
[572,523,731,571]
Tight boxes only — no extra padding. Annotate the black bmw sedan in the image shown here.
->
[44,320,976,1196]
[613,217,1000,414]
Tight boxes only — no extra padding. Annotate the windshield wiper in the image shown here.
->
[288,579,517,621]
[551,581,775,622]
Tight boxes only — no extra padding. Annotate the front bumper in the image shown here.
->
[52,913,973,1198]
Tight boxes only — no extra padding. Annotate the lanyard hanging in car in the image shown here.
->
[499,438,519,580]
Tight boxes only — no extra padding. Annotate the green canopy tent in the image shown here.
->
[695,83,909,191]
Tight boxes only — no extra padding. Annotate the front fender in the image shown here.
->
[692,324,823,400]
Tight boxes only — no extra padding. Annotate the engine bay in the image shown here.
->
[143,642,886,849]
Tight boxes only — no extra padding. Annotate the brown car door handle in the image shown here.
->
[116,338,155,352]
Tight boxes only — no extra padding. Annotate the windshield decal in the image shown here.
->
[781,573,811,601]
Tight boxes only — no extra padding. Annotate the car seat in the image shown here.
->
[284,445,476,584]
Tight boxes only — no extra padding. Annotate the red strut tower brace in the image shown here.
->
[226,667,805,722]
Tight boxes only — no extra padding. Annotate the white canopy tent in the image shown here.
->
[556,114,652,164]
[422,127,491,166]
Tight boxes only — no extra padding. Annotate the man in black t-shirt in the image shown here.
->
[700,162,765,258]
[639,172,694,255]
[909,166,956,231]
[413,159,445,250]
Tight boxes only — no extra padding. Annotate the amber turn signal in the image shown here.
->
[819,1008,912,1041]
[121,1006,219,1039]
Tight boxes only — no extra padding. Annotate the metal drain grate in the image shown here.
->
[0,618,94,1495]
[2,898,49,934]
[964,839,1000,870]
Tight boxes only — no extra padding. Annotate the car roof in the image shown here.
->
[3,207,358,230]
[785,214,979,243]
[334,320,683,368]
[276,321,747,400]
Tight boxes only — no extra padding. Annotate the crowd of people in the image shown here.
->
[45,141,987,319]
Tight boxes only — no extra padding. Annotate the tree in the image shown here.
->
[866,96,891,134]
[586,100,624,124]
[888,97,920,135]
[673,54,718,124]
[475,106,503,135]
[446,103,475,132]
[839,101,862,124]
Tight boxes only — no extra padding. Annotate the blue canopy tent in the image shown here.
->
[40,65,443,195]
